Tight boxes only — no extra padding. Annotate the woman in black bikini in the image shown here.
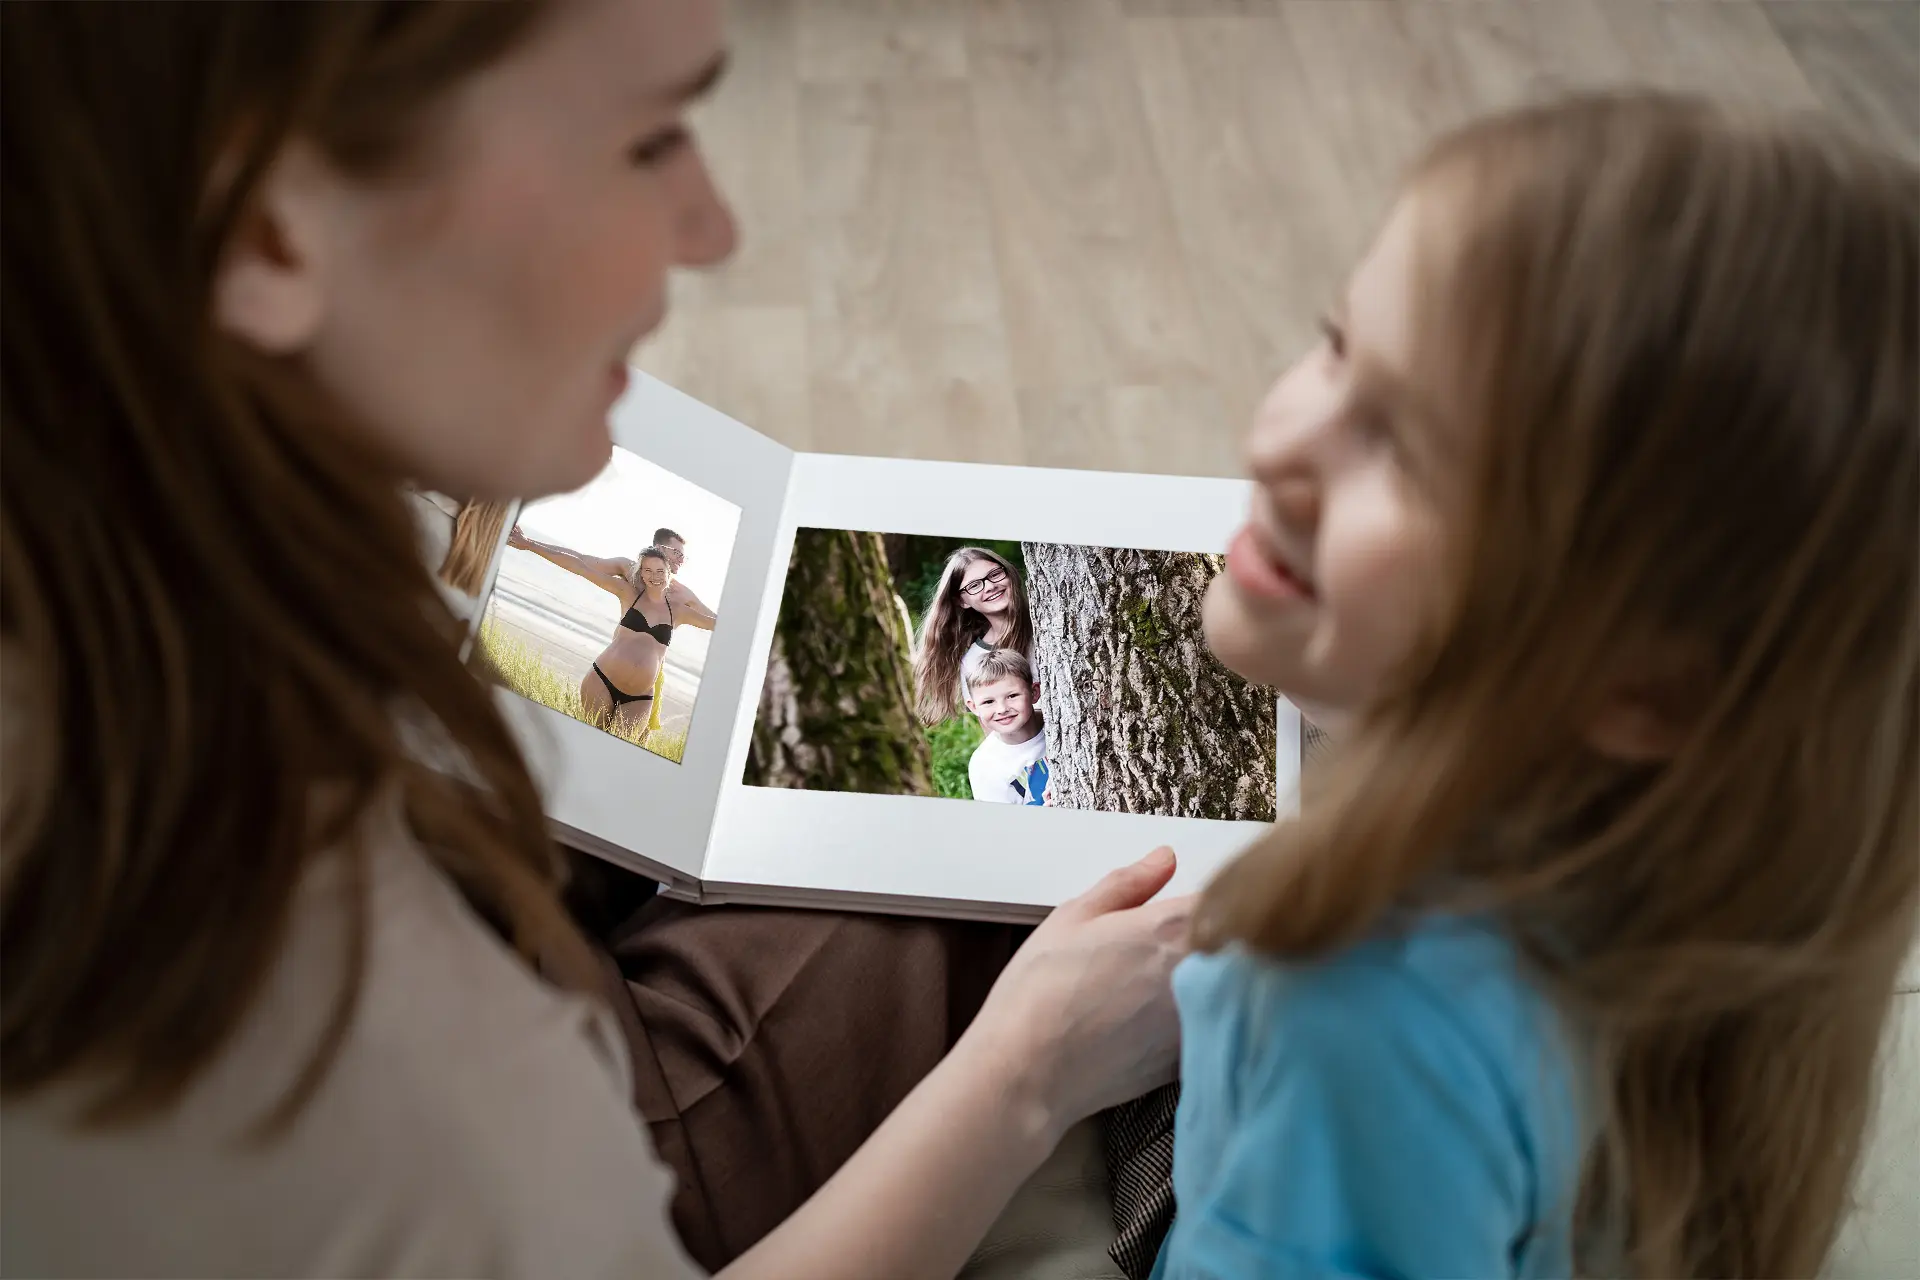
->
[506,527,716,740]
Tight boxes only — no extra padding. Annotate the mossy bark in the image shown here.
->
[745,529,933,795]
[1024,544,1277,821]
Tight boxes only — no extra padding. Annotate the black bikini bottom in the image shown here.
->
[592,663,655,709]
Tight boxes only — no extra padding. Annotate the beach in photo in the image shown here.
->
[479,445,741,764]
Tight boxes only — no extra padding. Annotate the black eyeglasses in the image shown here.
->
[959,567,1009,598]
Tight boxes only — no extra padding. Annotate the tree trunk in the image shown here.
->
[745,529,933,796]
[1023,544,1276,821]
[880,533,916,594]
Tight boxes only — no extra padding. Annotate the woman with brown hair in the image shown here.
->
[0,3,1188,1276]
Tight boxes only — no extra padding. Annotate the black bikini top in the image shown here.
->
[619,588,674,646]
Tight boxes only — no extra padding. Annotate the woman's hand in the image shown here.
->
[723,850,1191,1280]
[958,848,1190,1138]
[506,523,530,550]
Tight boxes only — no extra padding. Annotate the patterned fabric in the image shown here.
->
[1102,714,1332,1280]
[1102,1084,1181,1280]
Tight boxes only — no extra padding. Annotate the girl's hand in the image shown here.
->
[958,849,1190,1137]
[506,524,530,550]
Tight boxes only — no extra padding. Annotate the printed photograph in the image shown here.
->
[477,446,741,764]
[744,530,1278,821]
[409,488,513,625]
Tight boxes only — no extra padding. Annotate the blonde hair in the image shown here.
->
[970,647,1036,692]
[438,499,512,597]
[1,1,589,1128]
[1198,92,1917,1276]
[910,547,1032,725]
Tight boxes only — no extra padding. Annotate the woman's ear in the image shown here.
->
[212,143,337,354]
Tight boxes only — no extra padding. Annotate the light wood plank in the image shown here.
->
[1763,1,1920,158]
[634,305,814,448]
[632,0,808,429]
[1272,0,1484,208]
[964,0,1214,398]
[638,0,1905,477]
[1437,0,1641,109]
[1017,382,1240,478]
[809,315,1022,460]
[801,79,1021,460]
[1121,0,1275,14]
[795,0,968,85]
[670,0,807,310]
[1125,13,1366,424]
[1600,1,1819,107]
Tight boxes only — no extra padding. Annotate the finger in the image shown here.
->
[1144,894,1198,946]
[1063,847,1176,919]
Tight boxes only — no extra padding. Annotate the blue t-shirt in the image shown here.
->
[1022,758,1049,806]
[1150,919,1587,1280]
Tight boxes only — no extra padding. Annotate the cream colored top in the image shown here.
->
[1,796,704,1279]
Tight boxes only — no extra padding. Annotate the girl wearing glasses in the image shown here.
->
[911,547,1035,726]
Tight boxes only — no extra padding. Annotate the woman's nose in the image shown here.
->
[677,156,739,268]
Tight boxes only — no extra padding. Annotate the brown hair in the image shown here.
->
[970,648,1037,692]
[1198,93,1918,1276]
[0,1,594,1127]
[911,547,1032,724]
[653,526,683,547]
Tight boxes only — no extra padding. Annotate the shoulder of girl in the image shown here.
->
[1177,922,1540,1071]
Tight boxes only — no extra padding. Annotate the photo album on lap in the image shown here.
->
[424,371,1307,922]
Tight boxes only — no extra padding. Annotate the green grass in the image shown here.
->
[479,619,686,765]
[926,714,985,800]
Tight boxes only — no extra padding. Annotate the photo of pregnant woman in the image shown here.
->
[478,445,740,764]
[744,529,1281,820]
[508,534,709,740]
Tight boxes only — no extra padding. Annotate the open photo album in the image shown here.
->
[425,371,1308,923]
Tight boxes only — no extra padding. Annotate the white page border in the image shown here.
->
[706,453,1302,909]
[498,372,793,879]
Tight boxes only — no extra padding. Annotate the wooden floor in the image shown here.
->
[635,0,1918,477]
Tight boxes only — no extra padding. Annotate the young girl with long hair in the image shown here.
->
[1155,91,1916,1279]
[911,546,1034,725]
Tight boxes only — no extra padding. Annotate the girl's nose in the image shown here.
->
[1245,394,1324,535]
[1271,474,1319,532]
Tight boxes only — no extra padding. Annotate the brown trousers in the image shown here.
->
[565,853,1027,1272]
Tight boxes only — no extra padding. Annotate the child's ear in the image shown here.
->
[1584,696,1688,762]
[1583,645,1713,763]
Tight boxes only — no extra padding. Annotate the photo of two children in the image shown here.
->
[744,528,1280,824]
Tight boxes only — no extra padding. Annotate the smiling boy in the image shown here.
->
[965,649,1050,806]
